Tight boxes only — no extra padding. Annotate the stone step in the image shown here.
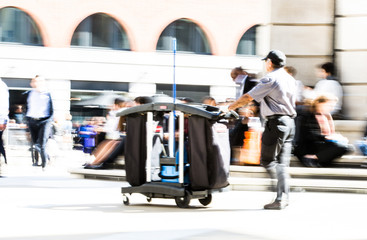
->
[292,155,367,168]
[232,155,367,168]
[68,162,367,194]
[229,177,367,194]
[229,165,367,180]
[70,168,126,181]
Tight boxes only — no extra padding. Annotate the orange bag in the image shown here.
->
[239,130,262,165]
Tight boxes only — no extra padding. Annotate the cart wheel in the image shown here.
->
[147,197,152,203]
[199,194,212,206]
[122,195,130,205]
[175,192,191,208]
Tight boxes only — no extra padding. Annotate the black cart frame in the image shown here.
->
[117,102,231,208]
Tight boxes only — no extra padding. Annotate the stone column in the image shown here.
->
[47,79,71,122]
[128,82,156,99]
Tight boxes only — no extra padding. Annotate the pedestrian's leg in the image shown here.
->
[262,117,294,209]
[37,120,52,168]
[276,140,293,201]
[104,137,125,163]
[90,140,120,165]
[0,131,6,164]
[316,142,350,166]
[261,120,280,194]
[275,117,294,201]
[91,140,110,159]
[28,120,40,165]
[359,142,367,156]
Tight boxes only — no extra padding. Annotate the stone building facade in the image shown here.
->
[0,0,366,122]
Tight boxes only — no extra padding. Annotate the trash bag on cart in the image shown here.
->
[188,116,230,190]
[124,111,230,190]
[124,113,147,186]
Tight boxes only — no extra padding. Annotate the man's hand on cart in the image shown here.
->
[219,105,239,119]
[228,93,254,111]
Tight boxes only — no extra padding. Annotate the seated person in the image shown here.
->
[355,123,367,156]
[84,98,131,169]
[293,94,353,167]
[84,96,152,169]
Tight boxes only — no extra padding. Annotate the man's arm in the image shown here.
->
[228,93,254,111]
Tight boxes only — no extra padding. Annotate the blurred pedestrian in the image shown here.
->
[229,106,254,160]
[202,96,217,106]
[356,123,367,156]
[284,66,305,106]
[178,97,195,104]
[314,62,343,119]
[0,78,9,166]
[231,66,259,99]
[229,50,297,210]
[294,94,353,167]
[25,75,54,170]
[11,105,25,124]
[83,97,130,169]
[62,113,73,135]
[134,96,153,105]
[230,66,260,138]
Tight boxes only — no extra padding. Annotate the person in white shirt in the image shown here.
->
[314,62,343,117]
[0,78,9,165]
[26,75,54,169]
[230,66,259,99]
[83,98,131,169]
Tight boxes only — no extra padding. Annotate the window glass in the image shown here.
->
[156,84,209,102]
[236,25,258,55]
[0,7,43,45]
[157,19,211,54]
[71,13,130,50]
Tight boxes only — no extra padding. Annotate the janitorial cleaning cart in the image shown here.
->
[117,102,234,208]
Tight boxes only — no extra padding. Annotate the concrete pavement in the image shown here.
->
[0,148,367,240]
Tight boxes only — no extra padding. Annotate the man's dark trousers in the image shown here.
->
[260,115,295,201]
[28,117,52,168]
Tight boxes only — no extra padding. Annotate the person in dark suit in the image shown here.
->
[229,67,260,151]
[25,75,54,170]
[0,78,9,167]
[230,66,259,99]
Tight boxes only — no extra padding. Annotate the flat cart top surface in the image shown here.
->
[116,102,222,120]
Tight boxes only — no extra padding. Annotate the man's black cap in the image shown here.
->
[262,50,286,66]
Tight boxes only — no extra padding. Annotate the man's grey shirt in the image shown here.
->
[248,68,297,118]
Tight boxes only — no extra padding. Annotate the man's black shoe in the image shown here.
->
[264,200,288,210]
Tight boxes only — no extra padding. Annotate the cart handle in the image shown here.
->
[116,102,221,120]
[219,110,239,120]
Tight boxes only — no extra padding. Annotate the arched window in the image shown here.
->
[236,25,258,55]
[71,13,130,50]
[157,19,211,54]
[0,7,43,45]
